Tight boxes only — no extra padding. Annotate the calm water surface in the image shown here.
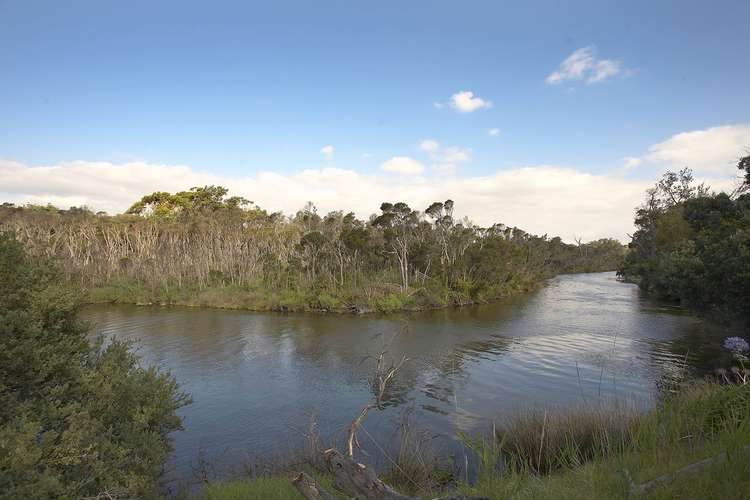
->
[83,272,727,482]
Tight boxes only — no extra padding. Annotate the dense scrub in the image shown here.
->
[619,156,750,323]
[0,233,190,499]
[0,189,624,313]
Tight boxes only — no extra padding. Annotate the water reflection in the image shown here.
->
[82,272,729,481]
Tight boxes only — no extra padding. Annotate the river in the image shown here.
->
[82,272,726,485]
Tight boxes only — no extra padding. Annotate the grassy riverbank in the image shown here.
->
[193,381,750,499]
[84,275,542,314]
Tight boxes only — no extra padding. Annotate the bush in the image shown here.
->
[0,232,191,499]
[375,293,408,313]
[315,292,341,311]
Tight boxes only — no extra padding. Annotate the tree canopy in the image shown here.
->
[619,155,750,323]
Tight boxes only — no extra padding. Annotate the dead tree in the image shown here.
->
[346,349,408,458]
[292,345,488,500]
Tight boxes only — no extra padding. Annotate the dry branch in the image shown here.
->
[345,349,408,458]
[294,343,488,499]
[291,472,337,500]
[623,444,750,495]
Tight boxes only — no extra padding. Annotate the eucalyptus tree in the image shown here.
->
[372,202,419,293]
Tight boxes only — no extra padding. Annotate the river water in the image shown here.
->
[82,272,727,484]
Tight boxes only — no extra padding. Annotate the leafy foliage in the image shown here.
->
[619,157,750,322]
[0,232,190,499]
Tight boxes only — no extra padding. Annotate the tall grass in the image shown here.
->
[457,381,750,498]
[492,402,637,474]
[378,408,453,496]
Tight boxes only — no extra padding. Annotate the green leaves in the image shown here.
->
[620,163,750,322]
[0,232,190,499]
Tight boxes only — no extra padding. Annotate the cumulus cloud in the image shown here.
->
[0,158,654,241]
[443,147,471,163]
[4,123,747,242]
[436,91,492,113]
[418,140,471,174]
[380,156,425,175]
[432,163,457,176]
[320,145,335,159]
[488,128,501,137]
[419,139,440,154]
[546,46,624,85]
[646,124,750,174]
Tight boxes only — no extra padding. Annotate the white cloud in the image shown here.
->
[546,46,624,85]
[4,124,747,242]
[488,128,501,137]
[443,147,471,163]
[0,158,654,241]
[432,163,457,176]
[438,90,492,113]
[320,145,335,159]
[418,141,471,173]
[419,139,440,154]
[622,157,643,171]
[380,156,425,175]
[646,124,750,174]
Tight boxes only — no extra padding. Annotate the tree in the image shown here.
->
[0,232,190,498]
[739,153,750,187]
[619,159,750,323]
[373,202,419,293]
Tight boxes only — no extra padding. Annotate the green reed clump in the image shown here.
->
[479,381,750,478]
[379,408,454,496]
[491,402,637,475]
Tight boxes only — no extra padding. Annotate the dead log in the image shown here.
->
[622,443,750,495]
[291,472,337,500]
[293,343,487,500]
[323,449,489,500]
[326,448,416,499]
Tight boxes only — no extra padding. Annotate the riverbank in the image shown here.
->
[84,275,544,314]
[193,381,750,499]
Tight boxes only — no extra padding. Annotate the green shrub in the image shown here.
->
[0,232,191,499]
[315,292,341,311]
[375,293,408,313]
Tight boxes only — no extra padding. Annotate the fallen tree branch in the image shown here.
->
[324,449,489,500]
[326,448,416,499]
[622,443,750,495]
[294,342,488,499]
[291,472,337,500]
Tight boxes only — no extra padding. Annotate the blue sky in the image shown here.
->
[1,1,749,239]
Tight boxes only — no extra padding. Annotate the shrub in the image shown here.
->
[0,232,191,498]
[375,293,408,313]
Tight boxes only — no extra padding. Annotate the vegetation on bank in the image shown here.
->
[0,233,190,499]
[195,380,750,499]
[0,190,624,313]
[619,154,750,324]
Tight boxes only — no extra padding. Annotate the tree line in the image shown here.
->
[619,154,750,323]
[0,188,625,312]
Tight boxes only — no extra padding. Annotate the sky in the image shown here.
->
[1,0,749,241]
